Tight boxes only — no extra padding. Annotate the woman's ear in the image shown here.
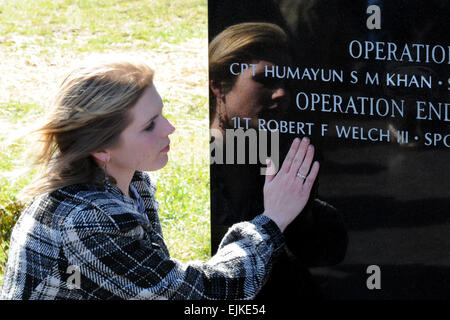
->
[210,79,224,99]
[91,150,110,164]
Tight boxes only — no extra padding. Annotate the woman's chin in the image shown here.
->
[142,155,169,172]
[157,155,170,170]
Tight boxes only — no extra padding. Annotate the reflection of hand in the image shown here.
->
[263,137,320,232]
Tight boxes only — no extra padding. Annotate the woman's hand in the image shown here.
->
[263,137,320,232]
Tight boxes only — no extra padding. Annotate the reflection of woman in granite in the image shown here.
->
[209,22,348,299]
[209,22,291,249]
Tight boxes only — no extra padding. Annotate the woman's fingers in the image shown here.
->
[295,144,315,180]
[265,158,276,183]
[270,136,316,189]
[289,137,311,177]
[302,161,320,193]
[262,136,321,232]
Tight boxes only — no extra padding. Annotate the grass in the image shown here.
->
[0,0,207,52]
[0,0,209,286]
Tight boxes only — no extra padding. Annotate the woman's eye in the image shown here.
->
[144,122,155,131]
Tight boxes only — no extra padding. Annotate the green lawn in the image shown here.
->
[0,0,209,286]
[0,0,207,52]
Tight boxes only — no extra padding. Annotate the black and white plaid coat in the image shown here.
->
[0,171,284,300]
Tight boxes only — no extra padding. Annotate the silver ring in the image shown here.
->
[296,171,306,179]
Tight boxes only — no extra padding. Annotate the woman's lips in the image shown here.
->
[161,144,170,153]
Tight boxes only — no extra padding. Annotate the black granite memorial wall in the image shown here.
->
[209,0,450,299]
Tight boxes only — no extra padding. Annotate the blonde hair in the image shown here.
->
[208,22,289,116]
[21,58,154,199]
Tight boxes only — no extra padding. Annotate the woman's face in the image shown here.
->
[106,85,175,175]
[217,59,288,129]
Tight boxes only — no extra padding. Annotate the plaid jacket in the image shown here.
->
[0,171,284,300]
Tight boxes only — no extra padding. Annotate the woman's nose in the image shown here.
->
[267,87,286,109]
[271,87,286,100]
[163,116,176,136]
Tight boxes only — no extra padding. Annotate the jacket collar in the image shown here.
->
[55,171,154,227]
[104,171,147,205]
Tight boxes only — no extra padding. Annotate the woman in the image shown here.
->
[0,58,319,300]
[209,22,348,300]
